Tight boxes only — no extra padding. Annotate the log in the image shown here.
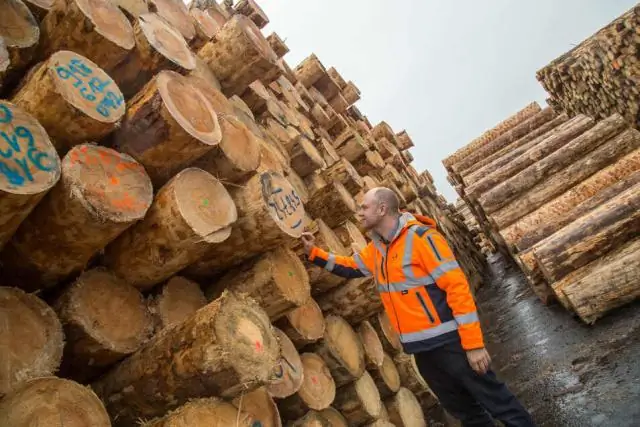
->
[365,421,395,427]
[351,150,385,177]
[230,94,254,119]
[198,15,279,96]
[275,297,326,349]
[109,13,196,99]
[189,8,222,50]
[92,291,280,425]
[372,122,397,146]
[268,327,304,399]
[370,311,403,355]
[278,352,336,420]
[39,0,135,71]
[22,0,54,20]
[333,219,367,255]
[0,0,39,93]
[328,115,350,140]
[332,371,382,425]
[384,387,426,427]
[147,276,207,331]
[311,104,332,128]
[290,137,326,178]
[189,56,223,92]
[319,137,341,167]
[329,93,349,115]
[113,70,222,186]
[11,51,126,152]
[111,0,149,20]
[343,81,361,105]
[503,150,640,252]
[0,101,61,250]
[205,246,310,321]
[192,114,262,184]
[393,353,430,397]
[0,377,110,426]
[145,398,255,427]
[327,67,347,89]
[555,238,640,323]
[358,320,385,369]
[480,114,626,215]
[318,408,348,427]
[0,287,63,396]
[0,144,153,290]
[466,114,593,199]
[234,0,269,29]
[103,168,236,290]
[377,137,401,160]
[148,0,196,42]
[286,169,311,204]
[306,181,357,228]
[267,32,289,58]
[532,182,640,283]
[295,54,326,88]
[258,138,290,176]
[322,157,364,195]
[233,387,282,427]
[242,79,273,115]
[489,127,640,229]
[306,315,366,387]
[288,411,333,427]
[317,278,382,324]
[53,268,153,383]
[369,352,401,398]
[309,86,328,107]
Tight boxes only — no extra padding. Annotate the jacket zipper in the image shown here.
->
[384,245,404,337]
[416,291,435,323]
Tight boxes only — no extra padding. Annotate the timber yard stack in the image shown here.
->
[0,0,486,426]
[443,5,640,325]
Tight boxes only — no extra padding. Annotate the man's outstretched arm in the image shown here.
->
[302,232,373,279]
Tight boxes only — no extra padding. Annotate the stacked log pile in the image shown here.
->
[444,23,640,324]
[536,5,640,130]
[0,0,488,425]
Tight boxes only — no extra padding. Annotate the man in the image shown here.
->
[301,187,535,427]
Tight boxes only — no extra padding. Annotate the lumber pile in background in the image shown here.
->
[0,0,485,425]
[443,5,640,324]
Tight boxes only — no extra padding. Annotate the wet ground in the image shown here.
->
[476,254,640,427]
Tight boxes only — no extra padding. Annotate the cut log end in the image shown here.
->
[150,276,207,331]
[333,370,382,425]
[371,352,401,398]
[233,387,282,427]
[385,387,426,427]
[0,0,39,49]
[0,287,63,396]
[372,311,403,354]
[297,352,336,410]
[148,0,196,41]
[277,297,326,347]
[139,12,196,70]
[0,377,110,426]
[267,328,303,399]
[358,320,385,369]
[261,171,306,238]
[145,398,255,427]
[73,0,136,49]
[322,314,366,382]
[318,407,348,427]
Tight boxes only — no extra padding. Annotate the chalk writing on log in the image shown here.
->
[55,58,124,119]
[0,103,57,188]
[261,172,305,234]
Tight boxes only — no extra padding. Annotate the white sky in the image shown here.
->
[215,0,638,201]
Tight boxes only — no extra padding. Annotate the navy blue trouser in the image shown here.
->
[414,341,535,427]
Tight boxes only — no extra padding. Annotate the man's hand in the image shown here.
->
[301,232,316,256]
[466,348,491,375]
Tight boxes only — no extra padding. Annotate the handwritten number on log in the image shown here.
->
[269,188,302,221]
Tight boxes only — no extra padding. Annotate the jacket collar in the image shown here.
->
[370,212,436,246]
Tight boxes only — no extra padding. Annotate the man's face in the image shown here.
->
[358,192,384,230]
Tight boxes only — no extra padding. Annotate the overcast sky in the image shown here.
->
[239,0,636,201]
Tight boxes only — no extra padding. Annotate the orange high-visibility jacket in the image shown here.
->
[308,212,484,353]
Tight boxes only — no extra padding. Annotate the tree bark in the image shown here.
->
[503,150,640,251]
[294,54,326,88]
[278,352,336,420]
[53,268,153,383]
[198,14,279,96]
[148,0,196,42]
[306,181,357,228]
[0,0,39,94]
[384,387,426,427]
[0,144,153,290]
[275,298,326,349]
[147,276,207,332]
[91,291,280,426]
[532,182,640,283]
[317,278,382,324]
[103,168,236,291]
[358,320,385,369]
[109,13,196,98]
[234,0,269,28]
[466,114,592,199]
[370,311,403,355]
[0,377,110,426]
[489,127,640,229]
[332,371,383,425]
[111,0,149,21]
[22,0,54,20]
[0,287,63,396]
[369,352,401,398]
[11,51,126,152]
[480,114,626,215]
[113,70,222,186]
[0,101,61,250]
[39,0,135,71]
[205,246,311,321]
[233,387,282,427]
[145,398,255,427]
[393,353,431,397]
[267,327,304,399]
[305,315,366,387]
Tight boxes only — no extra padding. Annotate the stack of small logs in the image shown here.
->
[536,4,640,130]
[444,86,640,322]
[455,199,495,257]
[0,0,486,425]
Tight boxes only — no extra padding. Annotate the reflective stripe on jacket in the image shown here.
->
[308,212,484,353]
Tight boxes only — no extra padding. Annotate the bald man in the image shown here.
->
[302,187,534,427]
